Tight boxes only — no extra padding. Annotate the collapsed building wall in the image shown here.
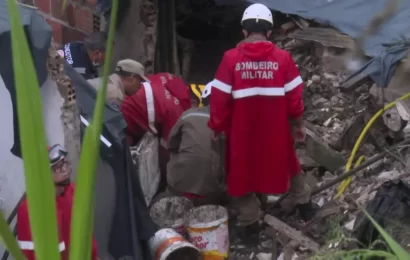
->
[111,0,158,74]
[19,0,97,44]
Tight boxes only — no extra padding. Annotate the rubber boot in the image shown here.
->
[298,201,319,222]
[236,221,260,246]
[256,193,268,210]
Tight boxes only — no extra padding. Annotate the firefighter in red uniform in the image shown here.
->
[17,144,98,260]
[208,3,316,230]
[121,72,191,145]
[121,70,191,177]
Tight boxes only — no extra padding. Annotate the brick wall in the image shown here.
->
[19,0,100,44]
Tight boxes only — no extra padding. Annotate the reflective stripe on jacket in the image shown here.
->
[121,73,190,145]
[208,39,303,196]
[61,42,98,80]
[17,184,98,260]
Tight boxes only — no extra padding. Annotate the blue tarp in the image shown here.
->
[218,0,410,87]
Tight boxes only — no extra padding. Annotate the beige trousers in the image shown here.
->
[232,174,311,226]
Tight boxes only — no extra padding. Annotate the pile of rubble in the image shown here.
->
[226,22,410,260]
[276,35,380,154]
[227,151,410,259]
[131,17,410,260]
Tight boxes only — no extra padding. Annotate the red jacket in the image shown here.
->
[17,184,98,260]
[121,73,191,146]
[208,41,303,196]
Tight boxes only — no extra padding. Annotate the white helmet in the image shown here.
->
[241,3,273,25]
[202,81,213,99]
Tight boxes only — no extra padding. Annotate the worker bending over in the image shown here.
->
[17,145,98,260]
[166,82,226,206]
[59,31,107,80]
[88,59,149,109]
[121,70,191,177]
[121,72,191,145]
[208,3,315,229]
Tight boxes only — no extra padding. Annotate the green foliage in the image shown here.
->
[311,208,410,260]
[0,211,24,260]
[362,210,410,260]
[0,0,118,259]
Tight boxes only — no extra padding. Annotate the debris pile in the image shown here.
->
[275,35,380,154]
[134,13,410,260]
[225,19,410,260]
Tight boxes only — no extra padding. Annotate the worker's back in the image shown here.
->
[60,41,98,79]
[209,38,303,196]
[167,106,224,196]
[121,73,189,145]
[88,73,125,108]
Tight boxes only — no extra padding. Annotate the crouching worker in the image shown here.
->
[166,82,227,206]
[17,144,98,260]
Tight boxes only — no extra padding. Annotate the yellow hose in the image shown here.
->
[335,91,410,197]
[335,155,364,198]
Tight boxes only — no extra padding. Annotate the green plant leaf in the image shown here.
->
[362,209,410,259]
[7,0,60,259]
[68,0,119,259]
[0,211,25,260]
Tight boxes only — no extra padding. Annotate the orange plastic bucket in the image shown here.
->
[186,205,229,259]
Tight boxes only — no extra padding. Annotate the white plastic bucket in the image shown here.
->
[150,196,194,235]
[148,228,202,260]
[186,205,229,259]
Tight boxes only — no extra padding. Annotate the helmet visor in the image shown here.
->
[48,144,68,166]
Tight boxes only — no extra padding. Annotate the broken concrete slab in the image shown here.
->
[256,252,272,260]
[305,125,346,172]
[338,70,371,92]
[297,149,320,167]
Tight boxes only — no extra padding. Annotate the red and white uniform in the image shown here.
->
[121,73,191,147]
[208,41,304,196]
[17,184,98,260]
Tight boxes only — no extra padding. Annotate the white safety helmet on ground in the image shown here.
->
[241,3,273,25]
[201,81,213,99]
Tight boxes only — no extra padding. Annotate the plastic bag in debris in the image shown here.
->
[129,132,161,206]
[354,180,410,248]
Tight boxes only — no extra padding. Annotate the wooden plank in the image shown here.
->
[291,16,310,29]
[288,28,354,49]
[264,214,320,252]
